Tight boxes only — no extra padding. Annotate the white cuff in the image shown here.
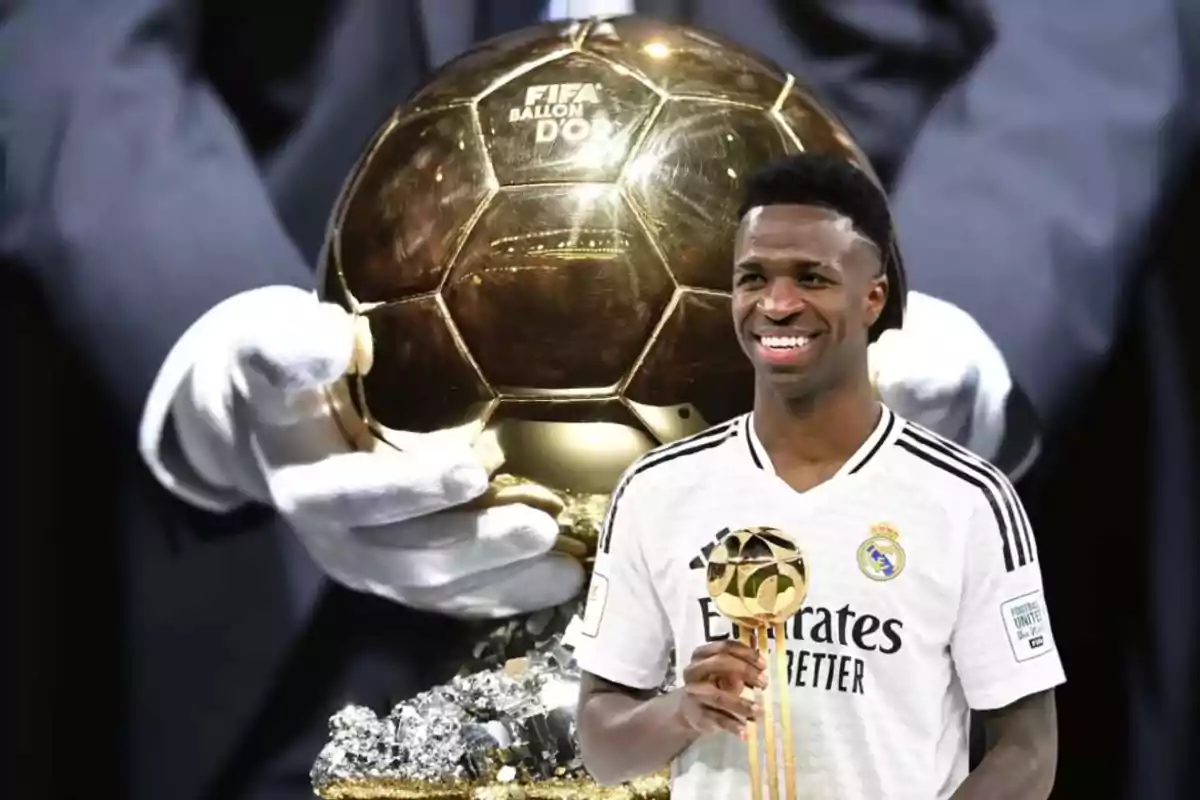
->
[962,323,1012,465]
[137,285,317,512]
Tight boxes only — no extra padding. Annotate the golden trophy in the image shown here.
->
[310,13,898,800]
[707,527,808,800]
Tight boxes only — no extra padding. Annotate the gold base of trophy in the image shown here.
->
[316,772,670,800]
[707,528,806,799]
[322,380,667,798]
[459,472,611,568]
[739,625,796,800]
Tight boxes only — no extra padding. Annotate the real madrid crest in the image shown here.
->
[857,523,905,581]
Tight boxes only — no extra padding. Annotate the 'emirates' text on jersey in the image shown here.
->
[572,408,1065,800]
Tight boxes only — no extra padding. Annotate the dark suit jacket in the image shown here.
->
[3,1,1194,798]
[882,3,1199,797]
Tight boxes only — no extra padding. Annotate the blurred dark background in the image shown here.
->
[4,1,1198,798]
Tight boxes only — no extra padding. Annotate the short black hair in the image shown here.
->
[738,152,891,258]
[737,152,906,339]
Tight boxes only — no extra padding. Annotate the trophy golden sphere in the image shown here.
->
[707,526,807,627]
[318,15,899,555]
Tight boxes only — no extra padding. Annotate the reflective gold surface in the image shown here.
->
[706,527,807,800]
[317,772,669,799]
[319,14,902,540]
[706,527,808,627]
[316,16,890,800]
[445,184,673,391]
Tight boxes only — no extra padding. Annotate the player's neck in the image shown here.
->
[752,374,881,489]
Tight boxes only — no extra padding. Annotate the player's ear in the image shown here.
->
[864,269,888,329]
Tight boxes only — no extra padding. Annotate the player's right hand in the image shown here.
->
[139,286,583,620]
[677,640,769,737]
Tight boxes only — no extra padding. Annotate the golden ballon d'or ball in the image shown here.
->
[318,15,894,567]
[707,527,808,628]
[313,16,890,799]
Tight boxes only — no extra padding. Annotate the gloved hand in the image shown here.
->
[870,290,1038,477]
[138,286,583,619]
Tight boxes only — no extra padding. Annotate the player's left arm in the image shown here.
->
[950,689,1058,799]
[948,477,1065,798]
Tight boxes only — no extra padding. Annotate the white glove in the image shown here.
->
[138,286,583,619]
[870,290,1038,478]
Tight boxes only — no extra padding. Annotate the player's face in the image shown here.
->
[731,204,887,400]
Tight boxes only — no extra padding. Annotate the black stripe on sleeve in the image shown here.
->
[904,424,1035,566]
[598,420,739,553]
[896,432,1023,573]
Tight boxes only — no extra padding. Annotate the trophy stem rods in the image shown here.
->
[739,626,764,800]
[774,622,796,800]
[758,627,779,800]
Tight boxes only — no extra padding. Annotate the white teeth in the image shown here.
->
[760,335,811,349]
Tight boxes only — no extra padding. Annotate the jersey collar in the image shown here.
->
[743,405,899,480]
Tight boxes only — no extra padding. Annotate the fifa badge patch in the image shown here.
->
[857,523,906,581]
[1000,590,1055,662]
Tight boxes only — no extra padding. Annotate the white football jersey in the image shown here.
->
[572,407,1065,800]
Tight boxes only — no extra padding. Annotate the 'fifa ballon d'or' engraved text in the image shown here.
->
[508,82,615,143]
